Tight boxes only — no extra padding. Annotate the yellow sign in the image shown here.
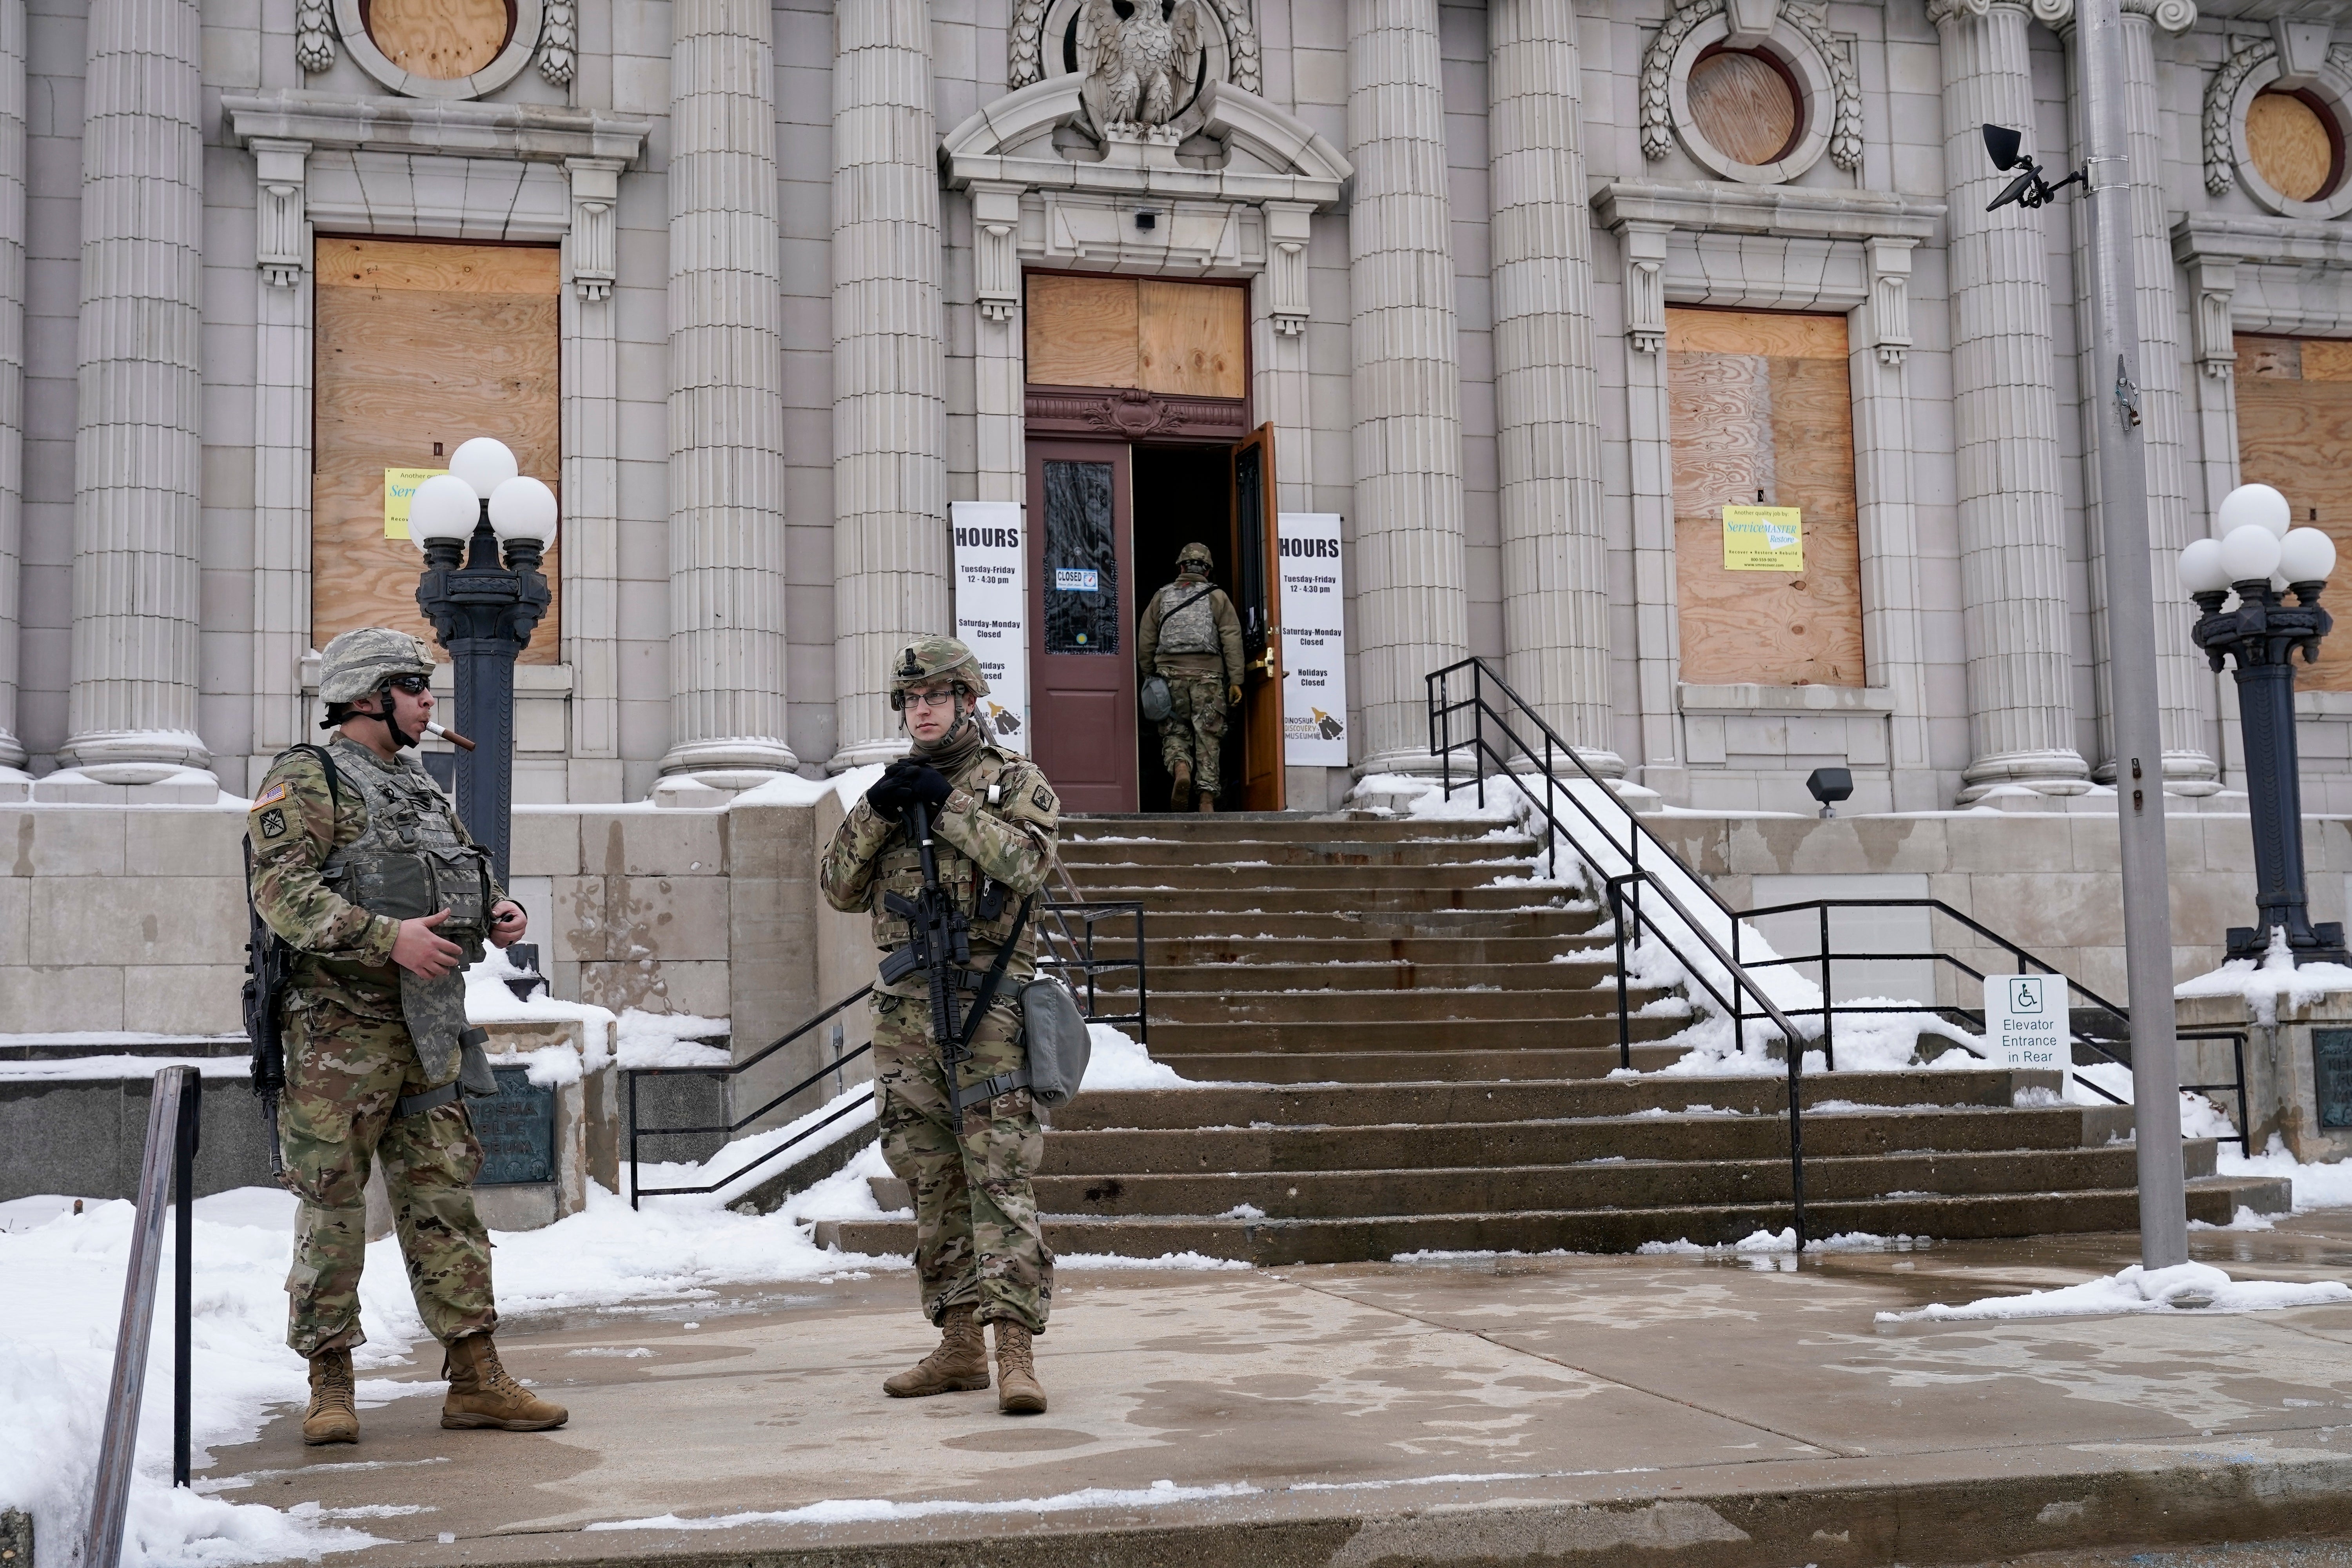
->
[383,468,445,540]
[1722,505,1803,571]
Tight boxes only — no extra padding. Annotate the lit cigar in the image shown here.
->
[426,722,476,752]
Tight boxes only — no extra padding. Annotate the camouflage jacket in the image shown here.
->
[245,737,505,1021]
[820,742,1060,998]
[1137,575,1243,686]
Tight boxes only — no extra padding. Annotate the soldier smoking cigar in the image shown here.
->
[243,627,564,1445]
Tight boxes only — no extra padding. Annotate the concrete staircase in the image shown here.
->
[817,811,2288,1262]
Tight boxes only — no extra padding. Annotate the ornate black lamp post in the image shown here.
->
[407,437,556,893]
[2183,482,2348,965]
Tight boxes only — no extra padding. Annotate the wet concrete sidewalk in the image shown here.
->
[215,1216,2352,1566]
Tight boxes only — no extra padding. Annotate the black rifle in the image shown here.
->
[880,802,974,1113]
[240,840,289,1177]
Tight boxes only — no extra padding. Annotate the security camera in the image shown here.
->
[1980,123,2085,212]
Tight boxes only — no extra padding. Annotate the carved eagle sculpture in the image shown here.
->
[1076,0,1203,130]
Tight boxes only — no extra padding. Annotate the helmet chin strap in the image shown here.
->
[358,688,420,750]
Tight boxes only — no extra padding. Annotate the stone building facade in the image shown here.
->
[1,0,2350,819]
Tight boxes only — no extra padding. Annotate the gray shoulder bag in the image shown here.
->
[1020,972,1092,1108]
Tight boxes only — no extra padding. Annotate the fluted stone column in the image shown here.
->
[658,0,797,780]
[1932,0,2089,799]
[830,0,947,771]
[0,0,24,783]
[1488,0,1616,775]
[2065,0,2217,791]
[57,0,209,777]
[1348,0,1470,775]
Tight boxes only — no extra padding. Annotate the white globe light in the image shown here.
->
[447,437,519,497]
[2179,537,2230,594]
[2221,522,2284,584]
[407,473,480,548]
[2281,525,2338,584]
[488,475,559,547]
[2216,482,2293,539]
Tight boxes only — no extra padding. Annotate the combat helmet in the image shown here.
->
[1177,542,1214,573]
[319,627,436,704]
[887,635,990,711]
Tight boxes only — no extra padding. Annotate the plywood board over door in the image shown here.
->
[312,236,561,664]
[1025,273,1245,398]
[1668,307,1863,688]
[2238,333,2352,691]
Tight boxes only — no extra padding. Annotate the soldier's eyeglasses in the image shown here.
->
[383,674,432,695]
[904,688,960,711]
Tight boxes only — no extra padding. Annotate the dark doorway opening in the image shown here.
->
[1132,444,1241,812]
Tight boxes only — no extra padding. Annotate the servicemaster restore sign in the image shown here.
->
[1722,505,1803,571]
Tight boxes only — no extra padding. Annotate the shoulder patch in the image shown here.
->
[258,807,289,840]
[1032,784,1053,813]
[251,782,289,811]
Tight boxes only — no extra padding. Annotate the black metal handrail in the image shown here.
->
[1429,658,1818,1248]
[626,898,1148,1207]
[87,1066,200,1568]
[1723,898,2252,1136]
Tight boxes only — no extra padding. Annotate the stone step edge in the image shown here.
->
[332,1446,2352,1568]
[816,1176,2290,1251]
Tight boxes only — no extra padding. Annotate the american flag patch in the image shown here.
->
[251,782,289,811]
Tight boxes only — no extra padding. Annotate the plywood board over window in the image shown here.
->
[312,237,561,665]
[2236,333,2352,691]
[1668,307,1864,688]
[1025,273,1245,398]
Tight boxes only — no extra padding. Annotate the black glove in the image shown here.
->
[864,769,916,818]
[893,760,954,809]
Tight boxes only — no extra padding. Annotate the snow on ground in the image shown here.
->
[0,1161,913,1568]
[1635,1229,1930,1257]
[586,1478,1262,1532]
[1878,1259,2352,1323]
[2220,1134,2352,1211]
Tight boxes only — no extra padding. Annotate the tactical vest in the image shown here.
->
[869,746,1037,985]
[317,745,494,1087]
[1155,580,1221,656]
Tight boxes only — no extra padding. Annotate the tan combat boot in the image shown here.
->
[301,1348,359,1446]
[993,1321,1047,1415]
[1169,759,1192,812]
[440,1334,568,1431]
[1195,790,1215,813]
[883,1304,989,1397]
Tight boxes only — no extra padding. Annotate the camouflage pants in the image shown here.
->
[871,990,1053,1334]
[279,1000,498,1357]
[1156,673,1228,798]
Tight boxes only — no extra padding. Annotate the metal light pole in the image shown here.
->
[407,437,557,891]
[2184,487,2347,964]
[2078,0,2188,1269]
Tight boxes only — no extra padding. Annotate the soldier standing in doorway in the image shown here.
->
[1137,541,1244,811]
[245,626,566,1445]
[820,637,1060,1414]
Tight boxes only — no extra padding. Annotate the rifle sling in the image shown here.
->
[946,893,1034,1118]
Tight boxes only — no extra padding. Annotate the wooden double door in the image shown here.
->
[1026,426,1283,814]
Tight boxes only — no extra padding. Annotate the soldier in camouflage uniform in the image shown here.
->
[1137,541,1244,811]
[820,636,1060,1415]
[247,626,566,1446]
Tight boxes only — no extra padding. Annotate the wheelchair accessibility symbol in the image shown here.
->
[2007,977,2045,1015]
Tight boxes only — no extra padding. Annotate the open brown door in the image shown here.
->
[1231,423,1284,811]
[1027,439,1137,812]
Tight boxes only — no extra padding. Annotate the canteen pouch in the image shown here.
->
[1018,975,1091,1108]
[1140,674,1173,724]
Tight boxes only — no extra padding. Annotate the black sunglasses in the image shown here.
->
[383,673,432,695]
